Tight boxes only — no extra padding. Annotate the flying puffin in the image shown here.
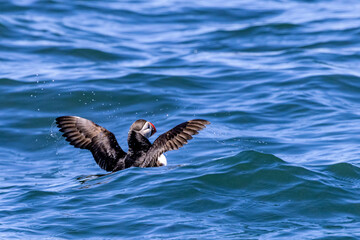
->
[55,116,210,172]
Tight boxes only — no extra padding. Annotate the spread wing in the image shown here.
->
[140,119,210,167]
[56,116,126,172]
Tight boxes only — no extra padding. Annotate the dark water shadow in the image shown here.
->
[76,172,113,185]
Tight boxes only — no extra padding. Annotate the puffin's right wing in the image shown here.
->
[56,116,126,172]
[140,119,210,167]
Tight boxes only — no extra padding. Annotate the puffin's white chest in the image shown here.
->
[157,154,167,166]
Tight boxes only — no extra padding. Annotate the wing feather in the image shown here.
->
[56,116,126,171]
[140,119,210,167]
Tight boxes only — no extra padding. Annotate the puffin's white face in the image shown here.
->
[140,121,156,139]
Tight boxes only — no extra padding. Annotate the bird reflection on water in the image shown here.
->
[76,172,113,187]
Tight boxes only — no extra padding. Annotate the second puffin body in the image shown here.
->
[56,116,210,172]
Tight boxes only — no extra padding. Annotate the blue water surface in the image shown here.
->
[1,0,360,239]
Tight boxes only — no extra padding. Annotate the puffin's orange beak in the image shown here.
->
[149,122,156,136]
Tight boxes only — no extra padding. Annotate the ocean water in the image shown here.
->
[1,0,360,239]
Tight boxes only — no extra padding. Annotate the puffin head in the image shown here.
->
[130,119,157,138]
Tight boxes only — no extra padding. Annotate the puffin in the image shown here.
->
[55,116,210,172]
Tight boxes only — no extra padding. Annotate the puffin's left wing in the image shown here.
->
[56,116,126,171]
[140,119,210,167]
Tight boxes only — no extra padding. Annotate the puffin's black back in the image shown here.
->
[124,130,152,168]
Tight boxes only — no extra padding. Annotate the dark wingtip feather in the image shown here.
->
[56,116,78,123]
[189,119,210,125]
[56,116,69,122]
[187,119,210,131]
[192,119,210,125]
